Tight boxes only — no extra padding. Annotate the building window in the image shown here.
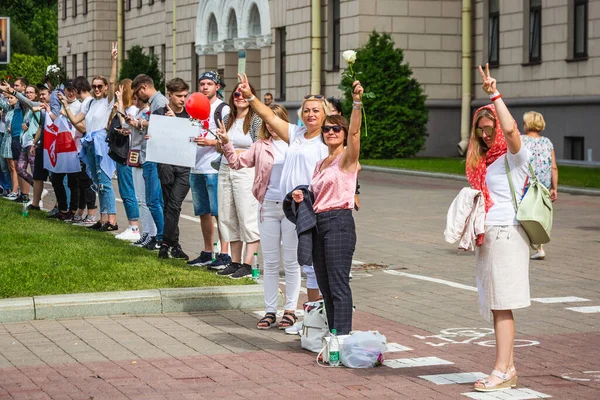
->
[275,27,286,101]
[208,14,218,43]
[126,0,131,12]
[149,0,154,5]
[529,0,541,62]
[327,0,340,71]
[72,0,77,17]
[249,5,261,37]
[149,46,154,56]
[137,0,142,9]
[62,56,68,76]
[161,44,166,85]
[565,136,584,160]
[72,54,77,78]
[62,0,67,19]
[488,0,499,67]
[574,0,588,58]
[83,52,88,79]
[227,10,238,40]
[83,0,88,15]
[191,44,198,92]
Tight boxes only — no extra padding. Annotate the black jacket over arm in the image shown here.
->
[283,185,316,266]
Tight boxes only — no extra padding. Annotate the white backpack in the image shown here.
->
[300,300,329,352]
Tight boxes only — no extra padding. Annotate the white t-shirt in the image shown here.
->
[279,124,329,200]
[485,143,531,226]
[130,106,149,151]
[192,99,230,174]
[83,97,111,133]
[264,138,289,202]
[221,118,253,165]
[67,99,83,151]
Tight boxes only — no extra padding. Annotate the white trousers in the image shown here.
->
[258,200,301,312]
[132,167,156,236]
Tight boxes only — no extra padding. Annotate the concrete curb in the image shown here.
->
[0,285,267,323]
[362,165,600,196]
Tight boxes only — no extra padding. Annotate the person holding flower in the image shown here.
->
[467,64,531,392]
[291,80,364,335]
[236,73,327,303]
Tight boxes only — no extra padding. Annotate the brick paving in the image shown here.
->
[1,171,599,399]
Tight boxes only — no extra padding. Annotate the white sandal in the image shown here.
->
[474,368,517,392]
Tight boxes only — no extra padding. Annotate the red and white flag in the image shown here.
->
[43,113,81,173]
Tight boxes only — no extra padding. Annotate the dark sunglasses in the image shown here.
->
[92,84,105,90]
[233,92,243,98]
[475,126,494,138]
[322,125,343,133]
[304,94,324,100]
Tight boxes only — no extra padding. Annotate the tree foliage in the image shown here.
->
[119,45,165,92]
[0,0,58,60]
[0,54,54,85]
[340,32,428,159]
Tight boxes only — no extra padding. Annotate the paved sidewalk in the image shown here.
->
[1,171,599,399]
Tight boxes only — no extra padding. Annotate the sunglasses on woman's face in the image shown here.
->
[92,85,105,90]
[233,92,243,98]
[322,125,343,133]
[304,94,324,100]
[475,126,494,137]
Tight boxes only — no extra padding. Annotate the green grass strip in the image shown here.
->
[0,201,251,299]
[361,158,600,189]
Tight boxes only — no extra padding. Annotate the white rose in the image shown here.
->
[342,50,357,64]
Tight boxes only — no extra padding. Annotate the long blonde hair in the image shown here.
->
[466,108,496,170]
[259,104,289,140]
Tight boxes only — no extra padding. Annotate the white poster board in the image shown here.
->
[145,114,199,168]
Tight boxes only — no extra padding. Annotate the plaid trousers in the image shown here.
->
[312,209,356,335]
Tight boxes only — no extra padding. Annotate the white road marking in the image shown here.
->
[384,270,478,292]
[385,343,413,352]
[565,305,600,313]
[462,388,552,399]
[352,259,365,265]
[532,297,590,303]
[419,372,487,385]
[383,356,453,369]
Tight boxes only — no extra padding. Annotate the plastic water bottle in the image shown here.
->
[251,252,260,282]
[22,202,28,218]
[329,329,340,366]
[212,242,218,262]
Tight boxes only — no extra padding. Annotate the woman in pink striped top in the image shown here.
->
[292,80,364,335]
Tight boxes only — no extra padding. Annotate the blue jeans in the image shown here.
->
[0,157,11,191]
[190,173,219,216]
[142,161,164,240]
[83,143,117,214]
[116,163,139,220]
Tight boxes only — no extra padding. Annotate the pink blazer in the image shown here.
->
[222,138,276,204]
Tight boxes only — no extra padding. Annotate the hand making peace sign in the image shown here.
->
[478,63,497,95]
[236,73,253,100]
[111,42,118,60]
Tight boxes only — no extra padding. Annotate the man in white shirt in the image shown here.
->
[187,71,232,269]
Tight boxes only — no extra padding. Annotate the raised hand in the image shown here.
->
[214,118,229,144]
[116,85,123,101]
[478,63,497,95]
[352,80,364,102]
[111,42,118,60]
[57,92,68,106]
[165,104,175,117]
[236,73,253,99]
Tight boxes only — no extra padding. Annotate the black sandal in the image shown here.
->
[257,312,277,330]
[278,311,297,330]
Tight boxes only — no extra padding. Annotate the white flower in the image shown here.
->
[342,50,357,64]
[46,64,60,75]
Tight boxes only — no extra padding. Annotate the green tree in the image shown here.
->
[0,54,53,85]
[9,23,35,56]
[119,45,165,92]
[340,32,428,159]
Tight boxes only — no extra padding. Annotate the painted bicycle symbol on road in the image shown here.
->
[414,328,539,348]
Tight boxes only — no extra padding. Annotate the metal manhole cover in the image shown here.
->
[352,263,388,271]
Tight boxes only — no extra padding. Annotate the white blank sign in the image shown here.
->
[146,114,198,168]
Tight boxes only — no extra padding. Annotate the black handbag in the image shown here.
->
[106,114,130,165]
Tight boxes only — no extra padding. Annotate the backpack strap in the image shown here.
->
[213,102,227,126]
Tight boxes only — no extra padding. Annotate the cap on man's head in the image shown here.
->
[199,71,226,88]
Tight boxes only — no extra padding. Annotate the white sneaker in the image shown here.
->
[285,321,303,335]
[5,192,18,200]
[115,228,141,242]
[531,249,546,260]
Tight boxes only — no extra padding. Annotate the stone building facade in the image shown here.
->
[58,0,599,160]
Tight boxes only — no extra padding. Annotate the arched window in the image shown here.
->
[227,10,238,39]
[249,4,261,37]
[208,14,218,43]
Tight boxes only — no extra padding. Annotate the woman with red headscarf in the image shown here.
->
[466,64,532,392]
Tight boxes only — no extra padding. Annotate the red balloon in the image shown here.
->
[185,92,211,120]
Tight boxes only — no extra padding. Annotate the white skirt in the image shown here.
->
[475,225,531,322]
